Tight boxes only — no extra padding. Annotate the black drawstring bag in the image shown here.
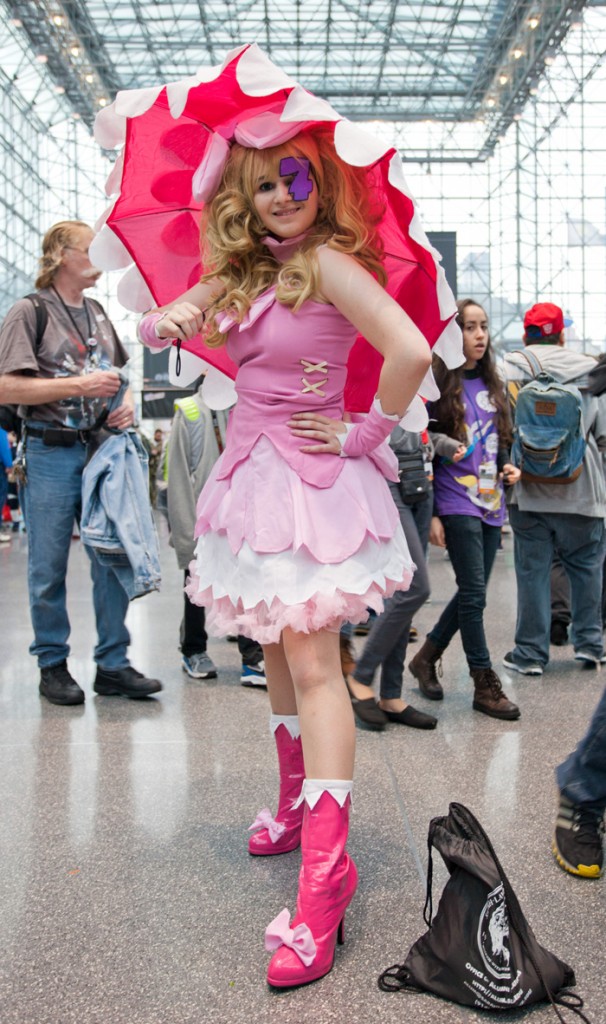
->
[378,803,591,1023]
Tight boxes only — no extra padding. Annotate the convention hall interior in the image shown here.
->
[1,2,605,1022]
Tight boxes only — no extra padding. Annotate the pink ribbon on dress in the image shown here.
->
[216,287,277,335]
[264,908,317,966]
[248,808,286,843]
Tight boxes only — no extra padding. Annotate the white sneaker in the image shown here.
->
[502,651,544,676]
[574,651,606,667]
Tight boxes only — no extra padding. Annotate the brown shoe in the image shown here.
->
[408,639,445,700]
[339,634,357,677]
[471,667,520,720]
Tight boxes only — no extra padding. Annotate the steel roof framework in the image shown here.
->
[405,10,606,347]
[1,0,605,354]
[3,0,589,159]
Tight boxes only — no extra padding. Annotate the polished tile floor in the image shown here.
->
[0,523,604,1024]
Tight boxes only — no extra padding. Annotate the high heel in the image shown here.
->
[344,675,388,731]
[248,717,305,856]
[265,785,357,988]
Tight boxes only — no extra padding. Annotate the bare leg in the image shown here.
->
[378,697,412,712]
[281,627,355,779]
[262,640,297,716]
[346,676,376,701]
[347,675,413,714]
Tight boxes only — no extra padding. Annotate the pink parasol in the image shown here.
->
[92,44,461,414]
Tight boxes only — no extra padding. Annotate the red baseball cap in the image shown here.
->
[523,302,564,337]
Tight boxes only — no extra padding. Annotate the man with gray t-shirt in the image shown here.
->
[0,220,162,705]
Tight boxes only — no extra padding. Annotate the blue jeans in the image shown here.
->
[354,485,432,699]
[556,685,606,812]
[509,506,604,666]
[20,429,130,670]
[428,514,502,670]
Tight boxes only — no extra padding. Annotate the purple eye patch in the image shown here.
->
[279,157,314,202]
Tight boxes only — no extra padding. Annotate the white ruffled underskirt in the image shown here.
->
[187,528,414,645]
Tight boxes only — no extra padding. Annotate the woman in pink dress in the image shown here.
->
[139,126,431,988]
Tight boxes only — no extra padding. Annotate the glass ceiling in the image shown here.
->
[1,2,604,369]
[3,0,590,160]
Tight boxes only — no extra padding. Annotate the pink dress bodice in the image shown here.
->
[186,240,413,642]
[214,288,358,488]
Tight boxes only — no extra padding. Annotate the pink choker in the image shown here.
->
[262,232,311,263]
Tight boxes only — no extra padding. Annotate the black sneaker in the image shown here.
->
[94,665,162,699]
[39,661,85,706]
[553,793,604,879]
[550,621,569,647]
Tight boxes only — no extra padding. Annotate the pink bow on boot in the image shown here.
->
[265,785,357,988]
[248,718,305,856]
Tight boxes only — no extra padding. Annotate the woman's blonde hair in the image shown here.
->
[35,220,90,290]
[199,130,386,347]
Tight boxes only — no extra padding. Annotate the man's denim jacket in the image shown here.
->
[81,429,161,599]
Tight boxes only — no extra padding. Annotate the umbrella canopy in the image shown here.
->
[92,44,461,414]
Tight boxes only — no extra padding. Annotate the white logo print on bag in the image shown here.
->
[478,883,512,979]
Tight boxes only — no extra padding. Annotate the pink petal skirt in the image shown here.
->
[187,436,414,644]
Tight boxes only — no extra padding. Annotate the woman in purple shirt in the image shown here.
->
[409,299,522,720]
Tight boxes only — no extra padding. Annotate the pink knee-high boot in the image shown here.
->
[265,781,357,987]
[248,716,305,856]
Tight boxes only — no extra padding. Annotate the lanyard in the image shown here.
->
[462,384,493,461]
[51,286,96,354]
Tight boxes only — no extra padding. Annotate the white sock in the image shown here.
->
[295,778,353,809]
[269,714,300,740]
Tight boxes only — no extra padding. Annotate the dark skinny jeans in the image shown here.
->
[428,514,501,671]
[353,483,432,700]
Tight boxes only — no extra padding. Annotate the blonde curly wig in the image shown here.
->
[199,130,387,348]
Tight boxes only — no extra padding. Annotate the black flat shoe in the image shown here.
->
[382,705,437,730]
[344,677,388,731]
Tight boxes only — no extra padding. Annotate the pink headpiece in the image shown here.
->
[192,111,310,203]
